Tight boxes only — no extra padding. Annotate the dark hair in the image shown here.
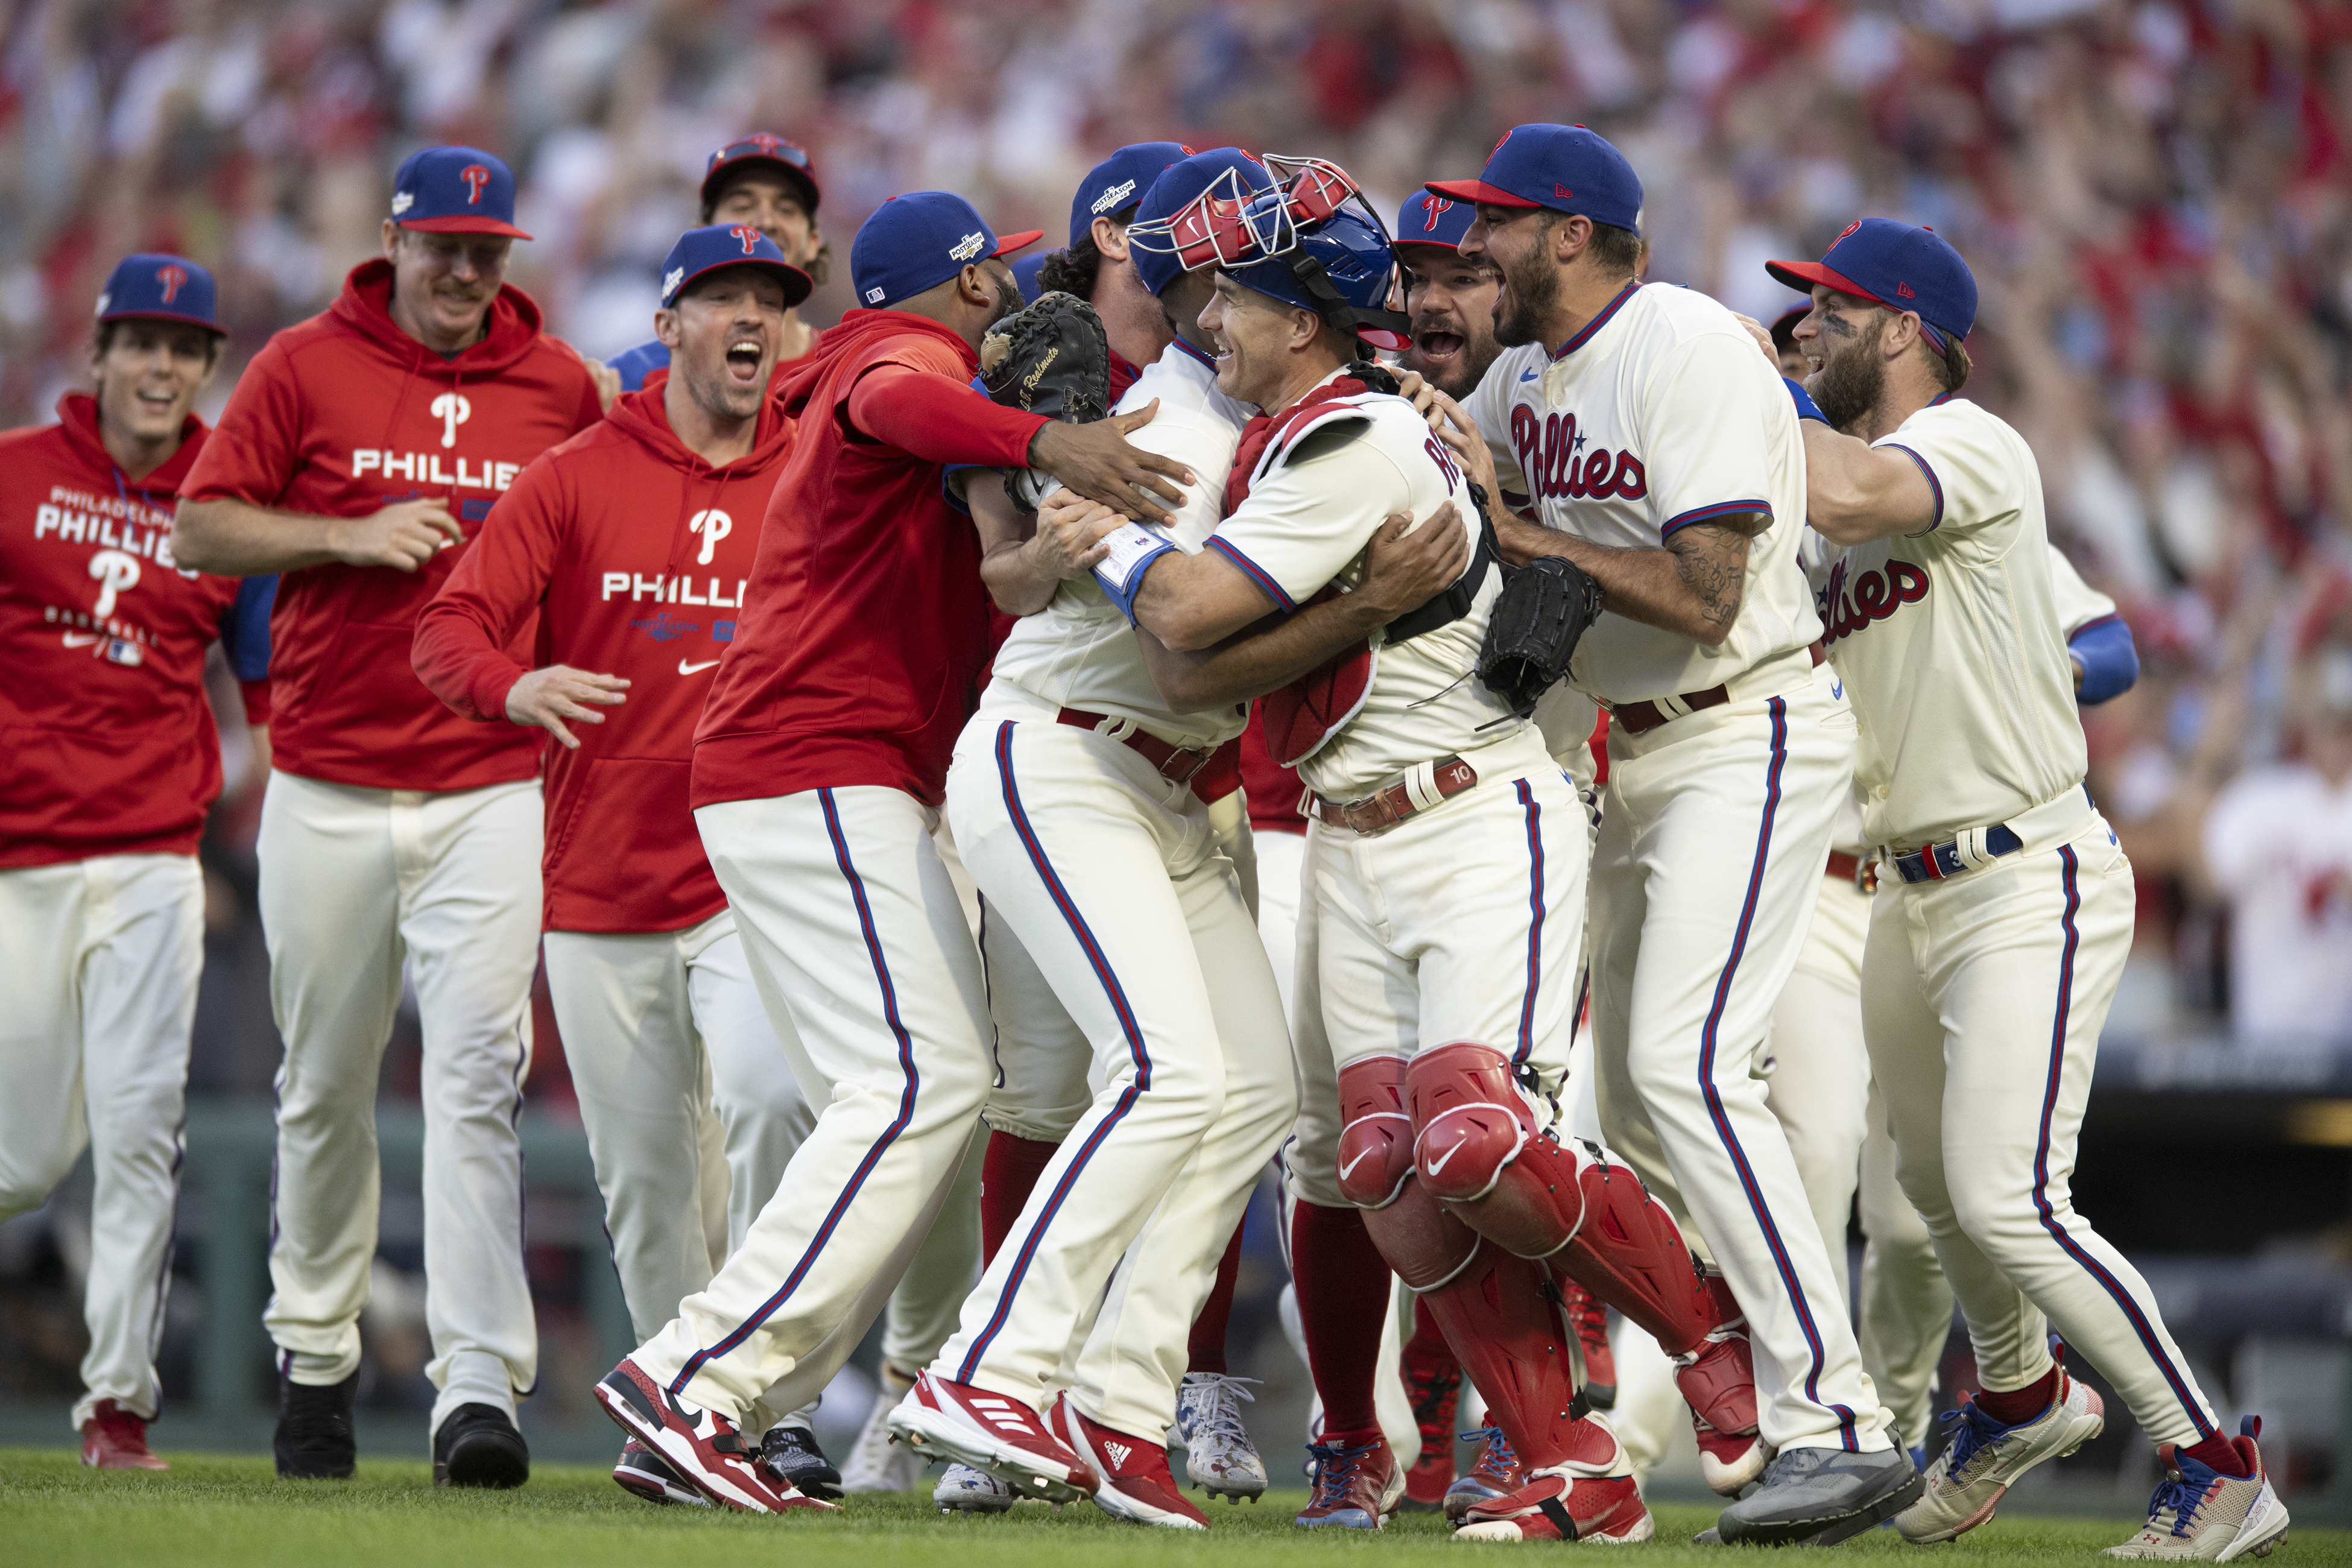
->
[93,318,223,365]
[700,178,830,286]
[1038,224,1112,302]
[1532,210,1642,279]
[1933,335,1973,393]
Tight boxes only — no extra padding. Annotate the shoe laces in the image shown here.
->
[1461,1426,1518,1481]
[2146,1456,2221,1539]
[1936,1398,2013,1478]
[1304,1438,1378,1506]
[1181,1374,1258,1444]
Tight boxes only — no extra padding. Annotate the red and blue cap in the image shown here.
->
[1394,191,1476,253]
[95,253,223,335]
[1766,218,1976,351]
[701,133,821,216]
[1425,124,1642,233]
[1069,142,1193,246]
[391,145,530,238]
[849,192,1042,310]
[659,224,813,309]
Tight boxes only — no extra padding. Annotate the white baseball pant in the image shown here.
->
[931,692,1293,1438]
[630,786,991,1420]
[1857,1076,1953,1454]
[1587,670,1894,1455]
[542,911,814,1342]
[1251,824,1308,1024]
[258,771,542,1434]
[1862,791,2219,1447]
[1761,871,1873,1303]
[0,852,203,1430]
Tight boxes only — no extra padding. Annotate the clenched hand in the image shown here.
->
[327,498,466,571]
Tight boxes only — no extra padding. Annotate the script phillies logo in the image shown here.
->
[1510,405,1647,502]
[1818,555,1930,645]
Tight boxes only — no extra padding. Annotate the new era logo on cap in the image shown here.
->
[1426,124,1642,233]
[94,253,223,334]
[1764,217,1977,350]
[391,145,531,239]
[849,191,1040,310]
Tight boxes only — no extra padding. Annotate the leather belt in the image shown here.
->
[1611,644,1825,736]
[1312,755,1478,836]
[1891,824,2023,885]
[1826,850,1877,893]
[1055,707,1238,798]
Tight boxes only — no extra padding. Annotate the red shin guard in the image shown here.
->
[1415,1245,1618,1475]
[980,1131,1061,1266]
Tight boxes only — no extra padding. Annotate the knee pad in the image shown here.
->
[1405,1041,1534,1203]
[1356,1171,1481,1291]
[1335,1055,1414,1209]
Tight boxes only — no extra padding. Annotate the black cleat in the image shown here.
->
[274,1373,358,1480]
[761,1423,844,1500]
[434,1403,531,1489]
[1715,1445,1923,1546]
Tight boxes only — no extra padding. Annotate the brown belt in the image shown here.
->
[1312,756,1478,836]
[1826,850,1878,892]
[1611,644,1826,736]
[1057,707,1234,795]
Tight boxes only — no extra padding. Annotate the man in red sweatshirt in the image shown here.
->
[592,189,1194,1514]
[0,255,270,1472]
[172,146,605,1488]
[413,224,833,1505]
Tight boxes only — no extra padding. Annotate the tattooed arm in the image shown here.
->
[1491,510,1765,646]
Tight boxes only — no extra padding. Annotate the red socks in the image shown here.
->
[1971,1367,2058,1426]
[2181,1434,2254,1479]
[1291,1201,1392,1437]
[979,1131,1061,1266]
[1187,1219,1246,1375]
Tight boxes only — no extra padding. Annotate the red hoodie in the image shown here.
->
[691,309,1048,810]
[182,259,604,791]
[413,385,792,933]
[1,396,253,867]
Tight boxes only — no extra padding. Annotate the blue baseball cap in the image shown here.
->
[1426,124,1642,233]
[659,224,813,309]
[850,192,1041,311]
[1394,191,1476,254]
[391,145,530,238]
[1129,148,1272,298]
[1069,142,1193,247]
[1766,218,1976,350]
[701,133,820,216]
[95,253,223,335]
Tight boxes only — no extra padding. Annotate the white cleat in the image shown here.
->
[1173,1373,1268,1503]
[934,1462,1018,1514]
[841,1364,926,1494]
[2105,1420,2290,1561]
[1898,1367,2105,1543]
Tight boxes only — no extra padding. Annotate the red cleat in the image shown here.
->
[885,1371,1097,1503]
[594,1358,836,1513]
[1456,1415,1651,1543]
[1046,1396,1207,1528]
[1295,1434,1405,1529]
[80,1401,167,1471]
[1676,1277,1768,1496]
[1444,1426,1525,1522]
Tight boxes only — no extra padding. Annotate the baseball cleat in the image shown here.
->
[934,1462,1018,1514]
[1561,1280,1617,1411]
[594,1357,836,1514]
[1898,1367,2105,1542]
[1455,1473,1653,1543]
[1444,1427,1525,1523]
[1049,1395,1209,1529]
[273,1371,357,1480]
[1174,1372,1267,1502]
[1399,1353,1462,1511]
[2105,1418,2289,1560]
[885,1371,1097,1504]
[760,1422,843,1501]
[79,1400,167,1470]
[613,1437,710,1508]
[1713,1444,1923,1547]
[1294,1435,1405,1529]
[434,1402,530,1488]
[841,1363,925,1493]
[1675,1318,1766,1496]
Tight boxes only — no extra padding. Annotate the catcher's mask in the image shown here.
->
[1128,156,1412,352]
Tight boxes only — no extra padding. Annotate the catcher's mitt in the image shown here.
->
[1478,555,1605,714]
[979,290,1112,510]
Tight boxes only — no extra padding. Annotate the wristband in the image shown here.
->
[1783,376,1829,425]
[1091,522,1175,624]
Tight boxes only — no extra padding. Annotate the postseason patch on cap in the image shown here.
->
[850,191,1041,309]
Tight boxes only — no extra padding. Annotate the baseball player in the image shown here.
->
[1427,124,1917,1544]
[171,147,606,1486]
[412,226,840,1504]
[1765,220,2284,1558]
[590,190,1197,1514]
[0,256,269,1470]
[610,136,828,389]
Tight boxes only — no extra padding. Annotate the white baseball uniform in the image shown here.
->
[1826,393,2221,1447]
[928,340,1295,1441]
[1464,281,1888,1455]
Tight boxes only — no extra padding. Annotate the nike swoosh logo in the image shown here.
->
[62,632,100,647]
[1424,1136,1471,1175]
[1338,1147,1376,1180]
[1519,367,1539,382]
[678,658,720,675]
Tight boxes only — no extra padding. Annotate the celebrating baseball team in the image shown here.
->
[0,116,2294,1560]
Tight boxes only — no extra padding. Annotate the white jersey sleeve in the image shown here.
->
[1639,331,1782,540]
[2046,543,2118,638]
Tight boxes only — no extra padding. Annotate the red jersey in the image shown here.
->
[182,259,604,791]
[1,396,264,868]
[1239,709,1307,834]
[413,386,792,934]
[691,310,1047,809]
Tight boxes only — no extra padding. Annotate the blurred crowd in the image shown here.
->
[5,0,2352,1049]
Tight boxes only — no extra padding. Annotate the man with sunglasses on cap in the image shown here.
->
[172,145,609,1487]
[414,225,844,1506]
[609,135,829,391]
[0,254,269,1472]
[590,191,1195,1514]
[1765,221,2283,1560]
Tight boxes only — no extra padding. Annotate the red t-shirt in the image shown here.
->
[182,259,604,791]
[413,386,792,933]
[691,310,1047,810]
[1,396,249,867]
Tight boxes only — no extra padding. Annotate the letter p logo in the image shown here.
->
[89,549,141,618]
[430,392,472,449]
[732,224,761,255]
[156,265,188,303]
[688,508,733,566]
[461,164,492,204]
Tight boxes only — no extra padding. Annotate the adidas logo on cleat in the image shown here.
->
[1104,1440,1133,1468]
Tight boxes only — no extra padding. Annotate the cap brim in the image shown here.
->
[1765,259,1883,310]
[991,230,1045,259]
[1423,179,1538,207]
[98,309,226,335]
[701,157,821,217]
[669,258,815,311]
[400,217,533,239]
[1393,238,1471,259]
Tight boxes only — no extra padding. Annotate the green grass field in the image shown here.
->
[4,1450,2348,1566]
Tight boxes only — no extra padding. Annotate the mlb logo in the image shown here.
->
[104,639,143,668]
[865,287,885,303]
